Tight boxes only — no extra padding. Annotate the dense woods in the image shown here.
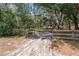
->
[0,3,79,36]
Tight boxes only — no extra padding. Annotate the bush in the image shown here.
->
[0,22,13,36]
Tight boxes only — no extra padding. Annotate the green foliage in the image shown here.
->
[0,3,79,37]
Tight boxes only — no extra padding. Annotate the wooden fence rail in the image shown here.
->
[15,29,79,40]
[52,30,79,40]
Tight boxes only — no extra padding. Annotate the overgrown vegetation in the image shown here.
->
[0,3,79,36]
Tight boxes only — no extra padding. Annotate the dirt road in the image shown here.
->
[7,38,62,56]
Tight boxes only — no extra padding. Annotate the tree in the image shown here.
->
[35,3,79,30]
[59,4,79,30]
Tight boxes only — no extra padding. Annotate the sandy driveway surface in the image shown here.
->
[7,38,62,56]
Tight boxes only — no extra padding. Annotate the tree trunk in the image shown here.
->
[68,20,71,30]
[73,16,78,30]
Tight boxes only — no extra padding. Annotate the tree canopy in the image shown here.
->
[0,3,79,36]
